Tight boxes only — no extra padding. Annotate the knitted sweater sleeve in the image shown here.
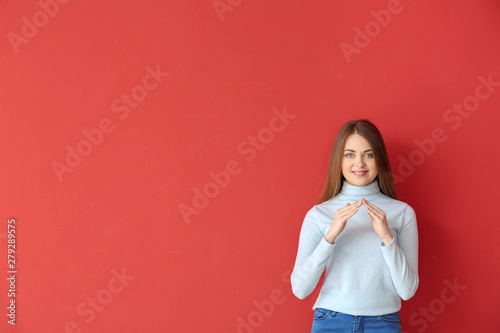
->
[291,208,335,299]
[380,204,419,300]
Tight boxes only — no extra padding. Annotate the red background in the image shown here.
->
[1,0,500,332]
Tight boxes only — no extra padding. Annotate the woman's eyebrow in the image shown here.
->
[344,149,372,152]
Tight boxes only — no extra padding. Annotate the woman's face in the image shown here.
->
[342,133,378,186]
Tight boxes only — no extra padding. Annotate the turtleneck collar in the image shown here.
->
[339,180,380,200]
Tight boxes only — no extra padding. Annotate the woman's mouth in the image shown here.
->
[352,171,368,177]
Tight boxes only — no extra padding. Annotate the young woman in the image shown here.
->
[291,120,418,333]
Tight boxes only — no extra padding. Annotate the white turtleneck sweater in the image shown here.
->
[291,180,419,316]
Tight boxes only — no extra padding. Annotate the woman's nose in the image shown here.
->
[355,157,365,167]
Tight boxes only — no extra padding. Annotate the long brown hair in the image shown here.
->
[319,119,396,203]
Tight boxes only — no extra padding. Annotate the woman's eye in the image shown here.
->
[365,153,374,158]
[345,153,354,158]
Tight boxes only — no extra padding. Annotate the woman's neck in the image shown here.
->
[339,180,380,200]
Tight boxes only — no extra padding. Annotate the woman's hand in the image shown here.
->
[324,200,362,244]
[362,198,393,245]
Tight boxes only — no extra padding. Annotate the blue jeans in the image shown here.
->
[311,308,401,333]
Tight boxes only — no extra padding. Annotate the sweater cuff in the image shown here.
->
[312,236,335,260]
[379,237,395,248]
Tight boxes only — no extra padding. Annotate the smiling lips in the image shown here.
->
[352,171,368,177]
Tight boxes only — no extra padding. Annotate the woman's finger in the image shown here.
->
[362,198,376,210]
[363,199,383,214]
[336,202,361,220]
[363,199,385,216]
[338,209,357,221]
[365,206,381,220]
[344,207,359,219]
[365,204,385,223]
[339,201,361,213]
[365,204,381,217]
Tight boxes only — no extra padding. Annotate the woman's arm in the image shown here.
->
[290,209,335,299]
[291,201,362,299]
[380,204,419,300]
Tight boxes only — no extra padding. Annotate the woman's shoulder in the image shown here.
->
[377,193,416,215]
[303,198,337,220]
[377,192,408,205]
